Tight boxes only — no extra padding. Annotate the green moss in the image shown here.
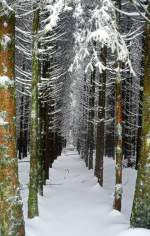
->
[0,145,8,155]
[0,6,25,236]
[130,5,150,229]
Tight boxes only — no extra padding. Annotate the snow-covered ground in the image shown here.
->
[19,149,150,236]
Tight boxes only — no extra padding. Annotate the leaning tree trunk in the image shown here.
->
[0,3,25,236]
[130,5,150,228]
[28,4,40,218]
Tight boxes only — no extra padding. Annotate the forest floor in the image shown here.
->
[19,148,150,236]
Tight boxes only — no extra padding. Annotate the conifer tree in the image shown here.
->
[130,3,150,228]
[28,1,40,218]
[113,0,123,212]
[95,46,107,186]
[0,1,25,235]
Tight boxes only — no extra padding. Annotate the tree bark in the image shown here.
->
[113,69,123,211]
[0,3,25,235]
[88,67,96,170]
[28,3,40,218]
[95,46,107,186]
[130,5,150,228]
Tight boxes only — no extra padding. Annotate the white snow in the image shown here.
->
[0,75,14,87]
[44,0,65,32]
[44,0,73,33]
[3,21,8,28]
[0,111,8,126]
[19,149,150,236]
[0,117,8,126]
[64,6,73,12]
[1,0,14,13]
[70,0,136,76]
[31,110,36,119]
[117,228,150,236]
[1,35,11,50]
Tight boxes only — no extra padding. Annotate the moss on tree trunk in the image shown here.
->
[0,3,25,236]
[130,5,150,229]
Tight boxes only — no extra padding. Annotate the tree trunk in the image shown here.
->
[88,67,96,170]
[94,46,107,186]
[37,100,44,196]
[0,3,25,236]
[136,37,145,169]
[28,4,40,218]
[130,5,150,228]
[113,69,123,211]
[113,0,123,212]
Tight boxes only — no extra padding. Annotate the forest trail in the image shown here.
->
[21,149,132,236]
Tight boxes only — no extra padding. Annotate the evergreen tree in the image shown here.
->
[113,0,123,212]
[130,3,150,228]
[28,1,40,218]
[95,46,107,186]
[0,1,25,235]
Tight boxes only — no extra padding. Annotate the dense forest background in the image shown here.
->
[0,0,150,235]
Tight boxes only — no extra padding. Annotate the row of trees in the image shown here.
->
[72,0,150,228]
[0,0,150,235]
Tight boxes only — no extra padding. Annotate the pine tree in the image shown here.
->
[0,2,25,235]
[28,1,40,218]
[113,0,123,212]
[88,66,96,170]
[95,46,107,186]
[113,67,123,211]
[130,3,150,229]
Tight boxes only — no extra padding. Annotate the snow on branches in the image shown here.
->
[44,0,73,32]
[0,0,15,15]
[70,0,134,75]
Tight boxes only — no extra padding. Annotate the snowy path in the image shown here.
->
[20,150,150,236]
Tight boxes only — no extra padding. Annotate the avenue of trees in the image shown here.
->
[0,0,150,235]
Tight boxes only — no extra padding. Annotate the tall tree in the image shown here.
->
[28,1,40,218]
[113,66,123,211]
[95,46,107,186]
[0,1,25,235]
[87,65,96,170]
[130,3,150,228]
[113,0,123,212]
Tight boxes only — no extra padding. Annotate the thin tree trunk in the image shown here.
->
[95,46,107,186]
[136,38,145,169]
[113,0,123,212]
[18,91,24,159]
[37,100,44,196]
[88,67,96,170]
[113,69,123,211]
[28,3,40,218]
[136,77,144,169]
